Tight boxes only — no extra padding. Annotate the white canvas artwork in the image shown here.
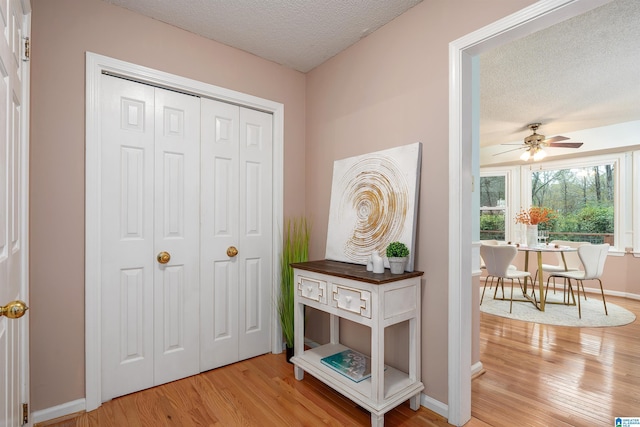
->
[325,142,422,271]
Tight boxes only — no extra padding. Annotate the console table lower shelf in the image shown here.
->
[291,343,424,425]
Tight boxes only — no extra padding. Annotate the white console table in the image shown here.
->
[290,260,424,427]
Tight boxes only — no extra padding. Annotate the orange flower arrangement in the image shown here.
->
[515,206,556,225]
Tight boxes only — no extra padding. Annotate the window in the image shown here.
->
[479,167,519,242]
[480,151,637,254]
[520,152,629,252]
[479,175,506,240]
[530,164,614,244]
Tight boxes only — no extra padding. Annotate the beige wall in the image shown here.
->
[304,0,536,404]
[36,0,629,416]
[30,0,306,411]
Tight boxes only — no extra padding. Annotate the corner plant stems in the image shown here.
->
[279,217,310,349]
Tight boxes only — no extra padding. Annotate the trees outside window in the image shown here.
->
[531,165,614,244]
[481,152,630,251]
[479,175,506,240]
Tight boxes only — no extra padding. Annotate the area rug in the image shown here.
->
[480,286,636,327]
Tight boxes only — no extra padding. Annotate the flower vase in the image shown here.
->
[526,224,538,247]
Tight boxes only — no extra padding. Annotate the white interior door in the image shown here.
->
[100,75,200,400]
[200,98,272,371]
[0,0,29,425]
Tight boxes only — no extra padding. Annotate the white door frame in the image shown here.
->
[85,52,284,411]
[447,0,611,424]
[19,0,31,421]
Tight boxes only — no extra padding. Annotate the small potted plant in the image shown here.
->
[386,241,409,274]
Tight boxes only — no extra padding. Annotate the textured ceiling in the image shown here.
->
[480,0,640,152]
[102,0,423,73]
[102,0,639,162]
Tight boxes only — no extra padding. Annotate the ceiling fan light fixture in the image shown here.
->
[533,148,547,161]
[495,123,582,161]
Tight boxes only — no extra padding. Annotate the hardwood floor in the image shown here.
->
[472,294,640,427]
[39,295,639,427]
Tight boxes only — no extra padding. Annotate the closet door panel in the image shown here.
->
[200,99,240,370]
[153,88,201,385]
[100,75,155,401]
[238,107,272,360]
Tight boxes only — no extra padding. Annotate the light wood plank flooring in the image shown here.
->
[40,295,639,427]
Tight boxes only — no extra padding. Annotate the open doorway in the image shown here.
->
[447,0,612,424]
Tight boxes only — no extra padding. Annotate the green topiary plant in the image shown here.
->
[386,241,409,258]
[278,217,311,351]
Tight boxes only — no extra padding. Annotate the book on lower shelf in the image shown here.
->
[321,349,379,383]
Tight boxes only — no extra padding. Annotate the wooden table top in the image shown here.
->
[290,259,424,285]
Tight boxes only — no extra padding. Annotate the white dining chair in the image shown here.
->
[551,244,609,319]
[480,244,531,313]
[536,240,591,302]
[480,241,516,291]
[480,240,499,270]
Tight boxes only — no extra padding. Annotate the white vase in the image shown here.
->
[388,257,407,274]
[526,224,538,247]
[371,251,385,274]
[366,256,373,271]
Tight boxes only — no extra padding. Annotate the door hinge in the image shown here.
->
[22,403,28,425]
[23,37,30,61]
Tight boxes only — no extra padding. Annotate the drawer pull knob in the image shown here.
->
[346,296,352,306]
[307,285,313,293]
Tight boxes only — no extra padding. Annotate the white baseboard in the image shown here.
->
[416,363,488,422]
[471,361,484,379]
[480,278,640,301]
[420,392,448,419]
[31,398,86,424]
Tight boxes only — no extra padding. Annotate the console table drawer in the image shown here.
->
[298,277,327,304]
[331,284,371,318]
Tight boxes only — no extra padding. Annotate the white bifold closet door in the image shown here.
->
[100,75,201,401]
[99,75,273,401]
[200,98,273,371]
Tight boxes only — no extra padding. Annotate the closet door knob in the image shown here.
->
[227,246,239,257]
[157,251,171,264]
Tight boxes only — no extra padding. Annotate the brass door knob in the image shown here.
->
[1,300,29,319]
[227,246,238,257]
[157,251,171,264]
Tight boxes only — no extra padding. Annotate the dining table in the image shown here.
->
[515,243,577,311]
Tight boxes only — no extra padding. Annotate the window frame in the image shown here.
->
[519,152,627,254]
[479,166,520,242]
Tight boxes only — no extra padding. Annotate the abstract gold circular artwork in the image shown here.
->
[325,143,421,271]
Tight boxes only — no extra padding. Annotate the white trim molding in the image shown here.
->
[31,399,86,425]
[633,151,640,256]
[85,52,284,411]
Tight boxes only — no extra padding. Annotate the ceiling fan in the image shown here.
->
[497,123,584,161]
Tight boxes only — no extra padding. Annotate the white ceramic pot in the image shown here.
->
[388,257,407,274]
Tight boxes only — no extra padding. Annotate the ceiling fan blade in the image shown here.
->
[493,146,527,156]
[543,135,569,143]
[547,142,583,148]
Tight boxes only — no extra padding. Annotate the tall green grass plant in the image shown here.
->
[278,217,311,349]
